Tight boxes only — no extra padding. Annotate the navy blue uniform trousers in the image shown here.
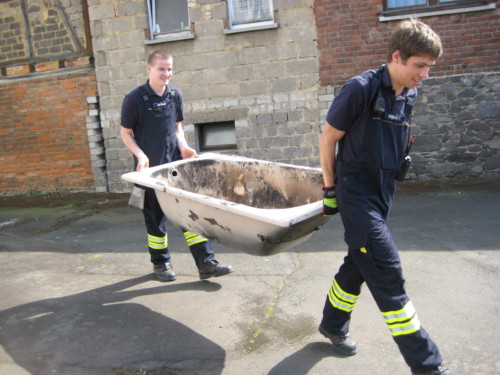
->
[321,168,443,373]
[143,187,216,269]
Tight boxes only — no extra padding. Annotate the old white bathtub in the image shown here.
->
[121,153,330,256]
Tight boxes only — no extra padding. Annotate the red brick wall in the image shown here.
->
[0,70,97,193]
[314,1,500,87]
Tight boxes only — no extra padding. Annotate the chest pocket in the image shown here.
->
[137,89,181,167]
[365,83,414,171]
[364,117,409,171]
[139,89,178,139]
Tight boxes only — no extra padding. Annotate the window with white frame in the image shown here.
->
[146,0,190,38]
[227,0,275,30]
[384,0,490,14]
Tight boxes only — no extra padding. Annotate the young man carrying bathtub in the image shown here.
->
[120,50,233,282]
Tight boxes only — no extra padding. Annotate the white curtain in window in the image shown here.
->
[387,0,426,8]
[230,0,273,25]
[152,0,189,34]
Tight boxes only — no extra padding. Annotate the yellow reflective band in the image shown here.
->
[360,247,367,253]
[148,234,168,250]
[327,278,359,313]
[382,301,421,336]
[389,316,421,337]
[183,231,207,246]
[382,301,417,324]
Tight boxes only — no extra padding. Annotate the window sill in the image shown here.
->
[379,3,496,22]
[144,31,195,45]
[223,22,279,35]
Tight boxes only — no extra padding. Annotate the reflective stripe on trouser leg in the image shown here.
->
[148,233,168,250]
[183,231,208,247]
[181,229,216,269]
[382,300,421,337]
[349,243,442,370]
[328,277,360,313]
[142,189,170,264]
[321,253,363,335]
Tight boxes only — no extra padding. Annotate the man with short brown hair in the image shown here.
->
[319,19,458,375]
[121,50,234,282]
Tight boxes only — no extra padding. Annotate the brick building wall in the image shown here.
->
[0,0,105,194]
[0,68,98,193]
[315,1,500,179]
[314,0,500,87]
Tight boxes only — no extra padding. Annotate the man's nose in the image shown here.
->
[419,67,430,79]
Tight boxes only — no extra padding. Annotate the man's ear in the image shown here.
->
[392,50,402,64]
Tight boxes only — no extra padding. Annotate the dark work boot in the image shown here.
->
[199,261,234,280]
[153,262,176,282]
[412,364,460,375]
[319,324,357,356]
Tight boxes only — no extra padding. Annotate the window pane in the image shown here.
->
[387,0,426,8]
[230,0,273,25]
[154,0,189,34]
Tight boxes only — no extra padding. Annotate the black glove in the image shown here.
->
[322,186,339,216]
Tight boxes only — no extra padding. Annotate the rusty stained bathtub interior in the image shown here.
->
[151,158,324,210]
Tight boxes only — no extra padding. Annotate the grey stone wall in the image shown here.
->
[319,73,500,180]
[412,73,500,179]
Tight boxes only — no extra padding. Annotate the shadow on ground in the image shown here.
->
[0,275,226,375]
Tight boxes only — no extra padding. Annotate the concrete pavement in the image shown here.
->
[0,179,499,375]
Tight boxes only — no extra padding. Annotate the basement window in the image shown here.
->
[197,121,237,152]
